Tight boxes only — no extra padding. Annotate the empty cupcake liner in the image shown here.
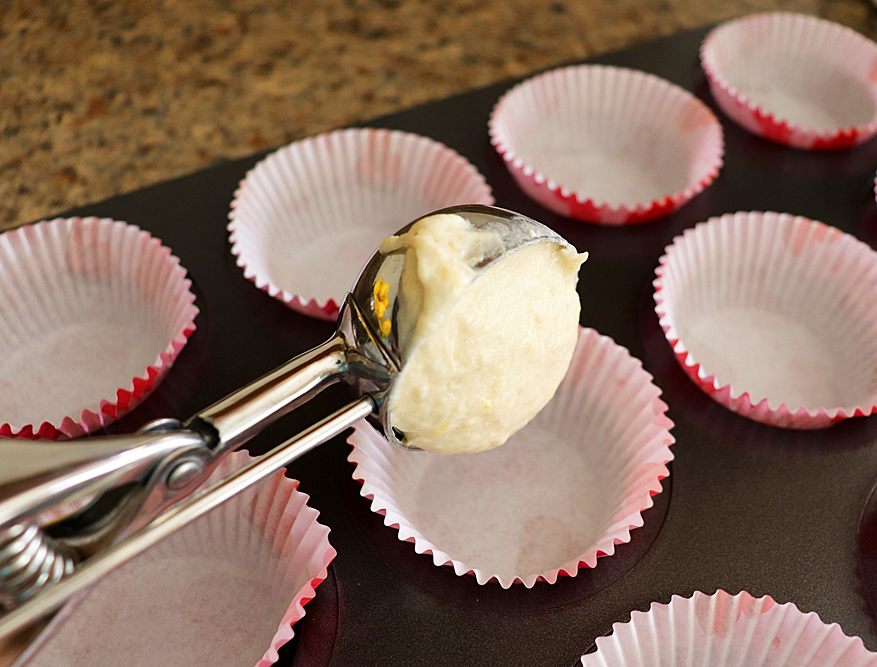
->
[347,326,674,588]
[0,217,199,439]
[701,12,877,150]
[488,65,723,224]
[654,211,877,429]
[24,450,337,667]
[581,590,877,667]
[228,128,494,320]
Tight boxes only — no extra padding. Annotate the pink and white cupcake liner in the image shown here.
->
[228,128,494,321]
[488,65,723,224]
[0,217,198,440]
[581,590,877,667]
[654,211,877,429]
[347,327,674,588]
[25,450,336,667]
[701,12,877,150]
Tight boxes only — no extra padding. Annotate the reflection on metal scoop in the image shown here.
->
[0,204,575,665]
[355,204,576,449]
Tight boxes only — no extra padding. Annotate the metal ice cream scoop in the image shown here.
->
[0,204,576,665]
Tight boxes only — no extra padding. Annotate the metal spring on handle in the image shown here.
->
[0,523,75,610]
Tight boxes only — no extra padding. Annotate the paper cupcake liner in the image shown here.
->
[0,217,199,440]
[228,128,494,321]
[347,327,674,588]
[581,590,877,667]
[654,211,877,429]
[24,450,336,667]
[701,12,877,150]
[488,65,723,224]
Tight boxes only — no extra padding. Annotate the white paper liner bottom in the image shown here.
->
[581,590,877,667]
[700,12,877,149]
[24,451,335,667]
[348,327,674,588]
[488,64,723,223]
[0,217,198,439]
[654,211,877,428]
[228,127,494,319]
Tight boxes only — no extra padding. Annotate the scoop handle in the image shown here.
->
[0,397,374,667]
[191,335,348,452]
[191,292,395,454]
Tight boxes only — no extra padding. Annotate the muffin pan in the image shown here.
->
[36,22,877,667]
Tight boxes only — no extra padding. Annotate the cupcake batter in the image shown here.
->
[379,213,586,455]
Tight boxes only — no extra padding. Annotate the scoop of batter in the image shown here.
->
[378,213,586,455]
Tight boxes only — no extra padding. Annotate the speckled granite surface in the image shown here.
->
[2,0,876,230]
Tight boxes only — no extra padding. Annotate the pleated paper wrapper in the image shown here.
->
[24,450,336,667]
[581,590,877,667]
[228,127,494,321]
[488,64,723,224]
[0,217,198,439]
[701,12,877,150]
[654,211,877,428]
[347,327,674,588]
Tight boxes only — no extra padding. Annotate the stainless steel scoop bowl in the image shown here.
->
[353,204,576,448]
[0,204,576,665]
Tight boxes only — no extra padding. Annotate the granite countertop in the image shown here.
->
[2,0,876,231]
